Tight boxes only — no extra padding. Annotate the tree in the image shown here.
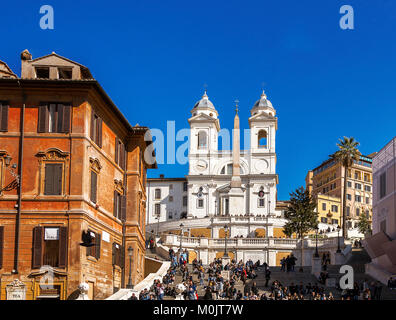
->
[330,137,361,239]
[357,213,372,236]
[284,186,318,272]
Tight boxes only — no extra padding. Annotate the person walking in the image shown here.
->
[265,268,271,287]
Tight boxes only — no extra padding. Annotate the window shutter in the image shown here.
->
[121,195,127,221]
[97,118,103,148]
[0,226,4,269]
[115,138,119,165]
[90,110,95,140]
[44,164,54,195]
[90,171,97,203]
[95,232,101,260]
[118,245,123,267]
[120,142,125,170]
[49,103,57,133]
[38,105,48,133]
[112,243,116,265]
[58,227,68,268]
[32,227,43,269]
[62,105,71,133]
[55,164,63,195]
[113,190,118,218]
[57,104,64,133]
[0,104,9,132]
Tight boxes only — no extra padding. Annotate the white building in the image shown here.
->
[145,91,347,265]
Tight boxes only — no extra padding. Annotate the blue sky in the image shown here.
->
[2,0,396,200]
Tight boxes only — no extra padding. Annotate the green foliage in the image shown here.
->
[330,136,361,167]
[357,213,372,235]
[283,186,318,239]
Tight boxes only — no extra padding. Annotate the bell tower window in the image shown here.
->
[198,131,207,149]
[258,130,267,148]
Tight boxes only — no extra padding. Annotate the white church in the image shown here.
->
[146,91,343,265]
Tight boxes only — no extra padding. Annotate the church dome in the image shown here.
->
[193,91,216,110]
[251,90,275,116]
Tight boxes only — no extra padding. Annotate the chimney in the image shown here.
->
[159,174,164,179]
[20,49,32,78]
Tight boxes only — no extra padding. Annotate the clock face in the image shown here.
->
[195,160,208,171]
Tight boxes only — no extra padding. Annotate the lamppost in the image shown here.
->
[336,225,341,253]
[156,214,160,237]
[314,226,319,258]
[223,224,229,257]
[214,199,217,216]
[179,223,184,259]
[126,246,134,289]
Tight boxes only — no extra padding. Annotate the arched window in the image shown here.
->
[258,130,267,148]
[220,163,244,175]
[198,131,207,149]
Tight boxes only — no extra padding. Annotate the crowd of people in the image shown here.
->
[131,247,391,301]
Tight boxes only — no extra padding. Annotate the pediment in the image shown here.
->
[249,111,276,122]
[188,113,216,122]
[0,60,17,78]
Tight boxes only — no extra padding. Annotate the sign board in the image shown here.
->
[102,231,110,243]
[6,279,26,300]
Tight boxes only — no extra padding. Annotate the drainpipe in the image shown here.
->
[121,142,128,288]
[13,81,25,274]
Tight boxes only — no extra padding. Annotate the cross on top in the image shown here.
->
[234,99,239,114]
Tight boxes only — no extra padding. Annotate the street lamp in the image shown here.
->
[336,225,341,253]
[314,226,319,258]
[223,224,229,257]
[156,214,160,236]
[179,223,184,259]
[126,246,134,289]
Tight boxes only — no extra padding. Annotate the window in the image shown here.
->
[115,138,126,170]
[355,171,360,180]
[220,163,242,175]
[347,181,352,188]
[332,219,338,225]
[112,243,123,267]
[169,196,173,202]
[32,226,67,269]
[224,199,229,215]
[38,104,71,133]
[331,205,338,212]
[356,208,360,216]
[355,183,361,190]
[197,199,204,208]
[322,203,326,211]
[44,163,63,195]
[355,195,361,202]
[169,184,173,190]
[0,102,9,132]
[366,197,370,204]
[198,131,207,149]
[90,111,103,147]
[35,67,49,78]
[154,203,161,216]
[183,182,188,192]
[258,198,265,207]
[90,171,97,203]
[366,210,370,219]
[58,67,72,79]
[113,191,125,220]
[183,196,188,207]
[347,194,352,201]
[258,130,268,148]
[379,172,386,199]
[346,207,350,216]
[86,230,101,260]
[321,217,328,223]
[155,189,161,200]
[168,212,173,220]
[364,174,370,182]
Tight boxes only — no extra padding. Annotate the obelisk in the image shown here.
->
[228,100,244,215]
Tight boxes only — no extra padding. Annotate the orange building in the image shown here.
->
[0,50,156,300]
